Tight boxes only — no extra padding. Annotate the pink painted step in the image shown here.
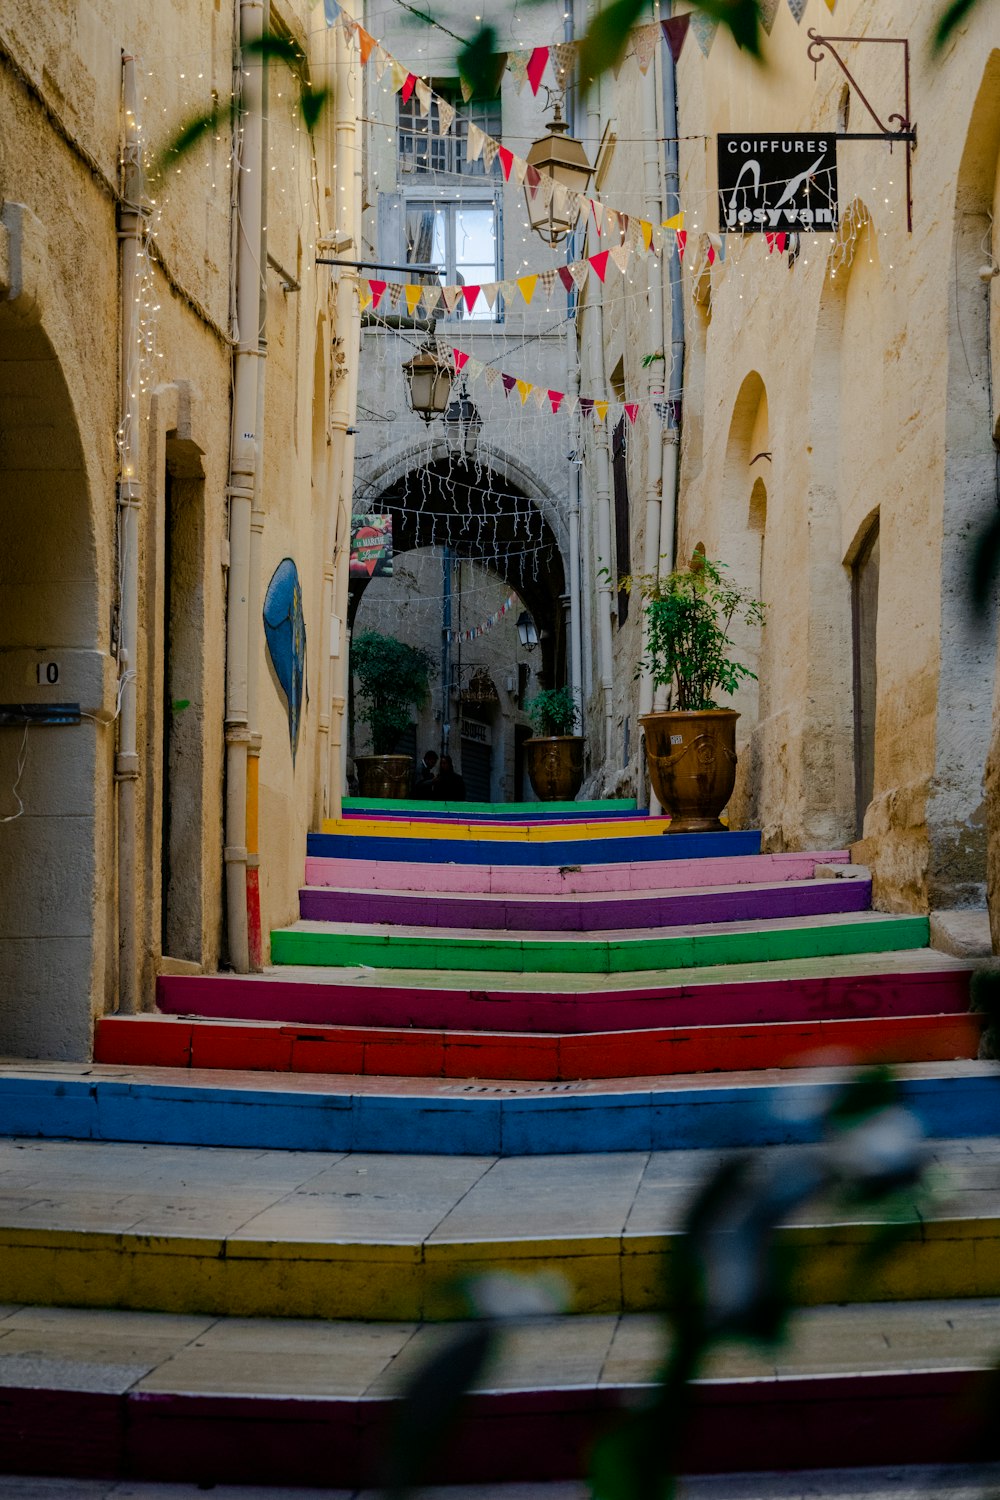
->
[157,952,971,1034]
[304,849,851,896]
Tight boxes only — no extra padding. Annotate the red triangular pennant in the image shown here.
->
[775,232,787,255]
[527,46,549,95]
[676,230,687,260]
[497,146,515,181]
[369,279,387,308]
[625,402,640,424]
[461,286,481,313]
[453,348,470,370]
[661,14,690,62]
[525,163,542,199]
[589,250,610,282]
[401,73,417,104]
[557,265,576,293]
[501,372,517,394]
[548,390,565,413]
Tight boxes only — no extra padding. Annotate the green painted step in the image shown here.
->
[342,797,637,816]
[270,912,931,976]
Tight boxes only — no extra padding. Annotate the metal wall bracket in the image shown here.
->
[807,29,916,232]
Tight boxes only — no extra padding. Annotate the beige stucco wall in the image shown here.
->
[0,0,353,1055]
[587,0,1000,915]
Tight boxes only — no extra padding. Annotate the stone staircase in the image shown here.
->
[0,795,998,1489]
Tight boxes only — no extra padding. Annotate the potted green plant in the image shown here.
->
[351,630,436,799]
[523,685,585,802]
[628,546,764,832]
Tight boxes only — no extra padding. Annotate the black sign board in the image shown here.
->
[718,133,838,234]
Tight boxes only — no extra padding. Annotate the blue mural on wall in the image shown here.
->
[263,558,306,763]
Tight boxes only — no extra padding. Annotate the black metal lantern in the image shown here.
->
[524,103,593,249]
[516,611,539,650]
[443,386,482,458]
[403,342,454,423]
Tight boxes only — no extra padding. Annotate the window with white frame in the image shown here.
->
[404,195,501,322]
[398,91,502,179]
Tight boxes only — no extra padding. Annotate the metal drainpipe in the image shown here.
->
[224,0,265,974]
[327,7,362,819]
[245,35,268,971]
[659,1,683,599]
[564,5,583,719]
[637,28,669,811]
[115,53,145,1014]
[584,58,615,770]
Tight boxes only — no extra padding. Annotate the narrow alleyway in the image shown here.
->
[0,799,998,1488]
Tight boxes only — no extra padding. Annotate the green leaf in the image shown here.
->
[932,0,981,52]
[300,84,331,133]
[458,25,507,99]
[578,0,648,89]
[158,104,231,169]
[243,33,308,70]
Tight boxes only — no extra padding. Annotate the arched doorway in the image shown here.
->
[349,452,567,798]
[0,304,100,1058]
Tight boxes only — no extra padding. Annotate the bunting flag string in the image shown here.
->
[356,211,688,321]
[449,592,517,643]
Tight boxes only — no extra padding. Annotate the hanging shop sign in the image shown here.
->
[350,514,393,579]
[717,134,838,233]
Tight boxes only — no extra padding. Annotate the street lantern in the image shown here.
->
[403,341,454,423]
[443,386,482,459]
[516,611,539,650]
[524,103,593,249]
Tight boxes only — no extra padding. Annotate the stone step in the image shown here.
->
[322,815,677,841]
[344,795,638,817]
[270,911,931,975]
[156,950,973,1031]
[93,1011,985,1081]
[307,828,762,867]
[296,875,872,932]
[0,1138,997,1321]
[0,1302,996,1486]
[1,1059,996,1155]
[304,849,851,895]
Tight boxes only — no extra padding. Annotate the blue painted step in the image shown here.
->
[1,1066,997,1156]
[306,829,763,867]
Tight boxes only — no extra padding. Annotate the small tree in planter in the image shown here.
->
[351,630,435,797]
[523,685,584,803]
[626,547,765,831]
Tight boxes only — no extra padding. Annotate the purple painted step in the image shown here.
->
[304,850,850,895]
[157,957,972,1034]
[297,877,872,931]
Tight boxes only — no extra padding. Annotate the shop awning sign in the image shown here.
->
[717,134,838,233]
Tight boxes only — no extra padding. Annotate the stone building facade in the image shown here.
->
[0,0,360,1056]
[583,0,1000,922]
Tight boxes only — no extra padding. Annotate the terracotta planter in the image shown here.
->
[640,709,739,833]
[525,736,585,802]
[355,754,413,800]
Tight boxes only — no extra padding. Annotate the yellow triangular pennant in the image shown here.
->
[662,212,685,232]
[641,220,653,251]
[359,281,373,311]
[594,400,609,422]
[404,283,423,315]
[517,274,539,306]
[516,379,532,405]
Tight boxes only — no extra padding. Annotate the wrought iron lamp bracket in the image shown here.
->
[806,29,916,231]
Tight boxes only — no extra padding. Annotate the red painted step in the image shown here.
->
[95,1010,985,1081]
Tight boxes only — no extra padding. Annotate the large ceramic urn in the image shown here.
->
[639,709,739,832]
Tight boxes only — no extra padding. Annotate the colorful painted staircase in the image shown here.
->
[0,796,998,1489]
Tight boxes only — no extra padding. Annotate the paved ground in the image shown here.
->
[1,1466,998,1497]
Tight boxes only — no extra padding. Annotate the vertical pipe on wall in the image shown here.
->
[564,4,583,719]
[116,53,145,1014]
[327,6,362,819]
[584,59,615,770]
[245,43,268,972]
[224,0,265,974]
[659,0,683,585]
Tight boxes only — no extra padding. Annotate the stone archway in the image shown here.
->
[0,298,101,1058]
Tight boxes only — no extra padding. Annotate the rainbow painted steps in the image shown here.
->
[308,825,761,866]
[1,1136,998,1322]
[344,794,638,817]
[3,1059,998,1154]
[270,911,931,974]
[1,1301,997,1486]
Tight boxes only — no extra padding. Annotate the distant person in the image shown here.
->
[413,749,438,798]
[432,754,466,802]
